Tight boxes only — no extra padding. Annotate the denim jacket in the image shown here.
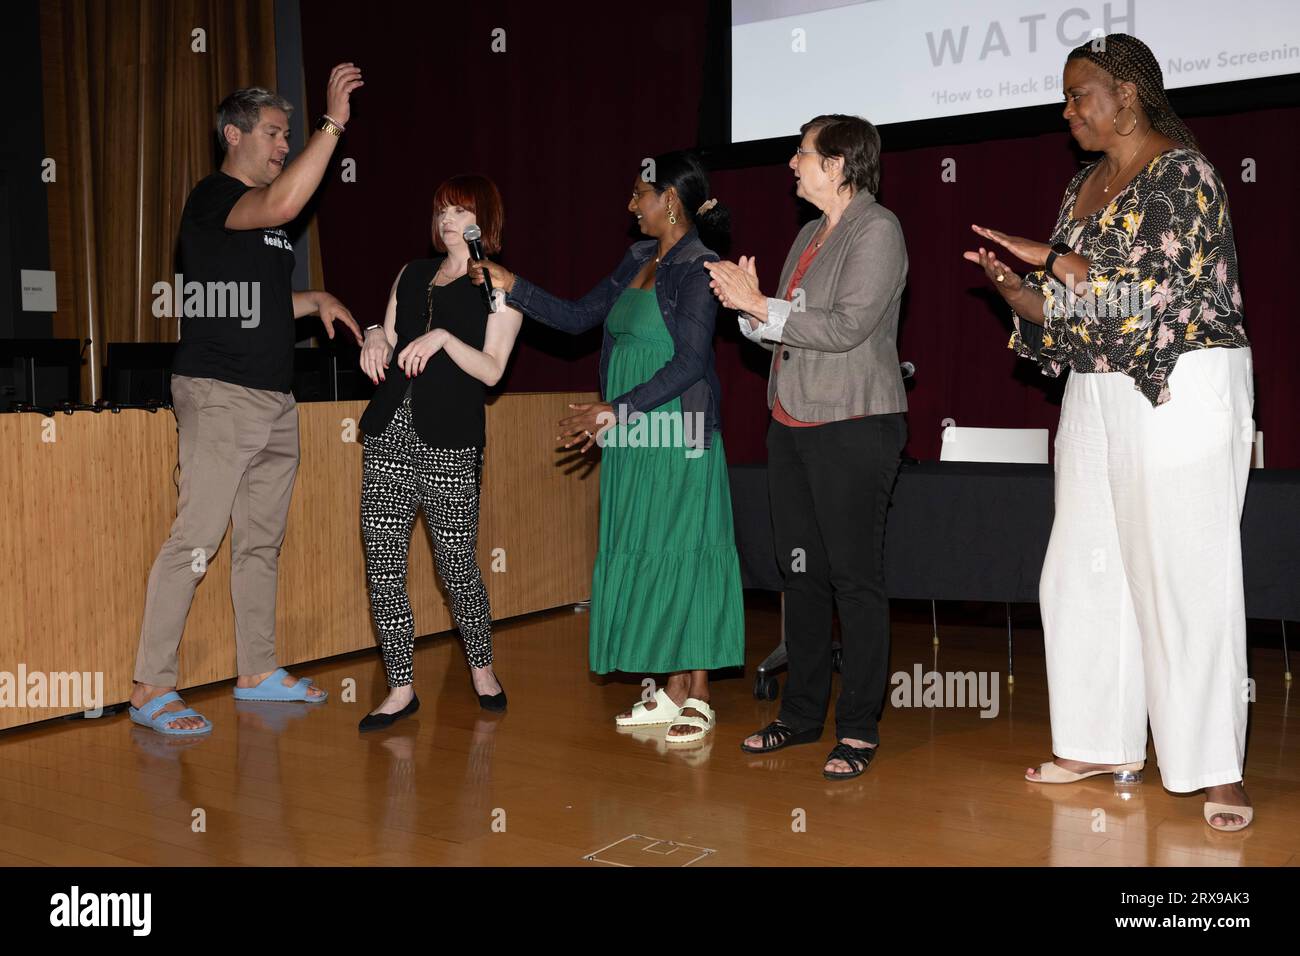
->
[504,227,723,450]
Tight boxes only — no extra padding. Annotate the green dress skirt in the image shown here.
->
[588,287,746,675]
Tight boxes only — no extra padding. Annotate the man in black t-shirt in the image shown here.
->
[129,67,364,735]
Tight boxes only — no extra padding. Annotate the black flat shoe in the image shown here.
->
[740,720,823,753]
[358,694,419,732]
[822,741,877,780]
[478,682,507,713]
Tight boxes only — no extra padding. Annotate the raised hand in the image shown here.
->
[468,259,515,293]
[325,62,364,127]
[969,224,1047,269]
[704,258,764,315]
[963,245,1024,295]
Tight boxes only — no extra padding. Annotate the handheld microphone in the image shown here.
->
[899,361,916,380]
[463,224,495,312]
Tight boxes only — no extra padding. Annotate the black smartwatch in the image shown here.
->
[1044,242,1074,280]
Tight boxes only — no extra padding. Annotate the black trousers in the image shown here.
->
[767,413,906,743]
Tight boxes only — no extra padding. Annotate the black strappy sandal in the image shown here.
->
[740,720,823,754]
[822,741,878,779]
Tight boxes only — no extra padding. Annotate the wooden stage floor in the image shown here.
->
[1,595,1296,867]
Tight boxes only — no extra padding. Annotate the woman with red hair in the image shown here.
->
[354,174,522,731]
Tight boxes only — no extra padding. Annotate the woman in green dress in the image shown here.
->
[469,151,744,742]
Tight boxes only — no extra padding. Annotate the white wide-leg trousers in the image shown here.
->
[1040,346,1255,793]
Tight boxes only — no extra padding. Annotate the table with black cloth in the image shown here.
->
[729,462,1300,622]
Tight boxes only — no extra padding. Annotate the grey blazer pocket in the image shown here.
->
[796,351,848,406]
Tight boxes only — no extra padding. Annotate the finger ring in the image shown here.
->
[996,273,1005,282]
[584,430,592,437]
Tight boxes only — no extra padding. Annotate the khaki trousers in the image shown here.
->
[133,375,299,686]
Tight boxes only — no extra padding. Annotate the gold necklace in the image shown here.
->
[1103,126,1153,193]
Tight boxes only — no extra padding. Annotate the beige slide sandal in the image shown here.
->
[1204,802,1253,831]
[1026,760,1144,784]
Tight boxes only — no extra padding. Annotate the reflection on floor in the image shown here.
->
[0,595,1295,866]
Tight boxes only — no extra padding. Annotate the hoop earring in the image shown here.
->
[668,204,677,225]
[1113,105,1138,136]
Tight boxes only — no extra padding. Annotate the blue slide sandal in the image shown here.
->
[232,667,328,703]
[128,690,213,736]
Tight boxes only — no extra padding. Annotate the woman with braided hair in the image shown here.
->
[962,34,1255,830]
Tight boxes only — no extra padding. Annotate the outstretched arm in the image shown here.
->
[469,252,631,334]
[225,63,364,230]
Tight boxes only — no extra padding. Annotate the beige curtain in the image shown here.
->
[41,0,278,400]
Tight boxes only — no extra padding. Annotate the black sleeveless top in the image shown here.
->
[359,257,489,448]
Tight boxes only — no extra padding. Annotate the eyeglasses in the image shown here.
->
[794,148,818,156]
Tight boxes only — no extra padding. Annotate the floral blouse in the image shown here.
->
[1010,147,1249,406]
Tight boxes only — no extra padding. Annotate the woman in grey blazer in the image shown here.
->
[706,114,908,779]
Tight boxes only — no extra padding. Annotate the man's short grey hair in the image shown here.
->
[215,87,294,152]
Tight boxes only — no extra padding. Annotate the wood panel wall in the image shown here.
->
[0,392,600,730]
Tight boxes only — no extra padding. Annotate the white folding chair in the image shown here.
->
[939,425,1049,464]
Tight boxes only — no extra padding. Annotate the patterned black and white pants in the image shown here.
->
[361,396,492,687]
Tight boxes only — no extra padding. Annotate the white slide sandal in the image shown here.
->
[615,688,683,727]
[665,697,716,744]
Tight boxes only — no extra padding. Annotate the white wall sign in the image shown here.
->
[20,269,57,312]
